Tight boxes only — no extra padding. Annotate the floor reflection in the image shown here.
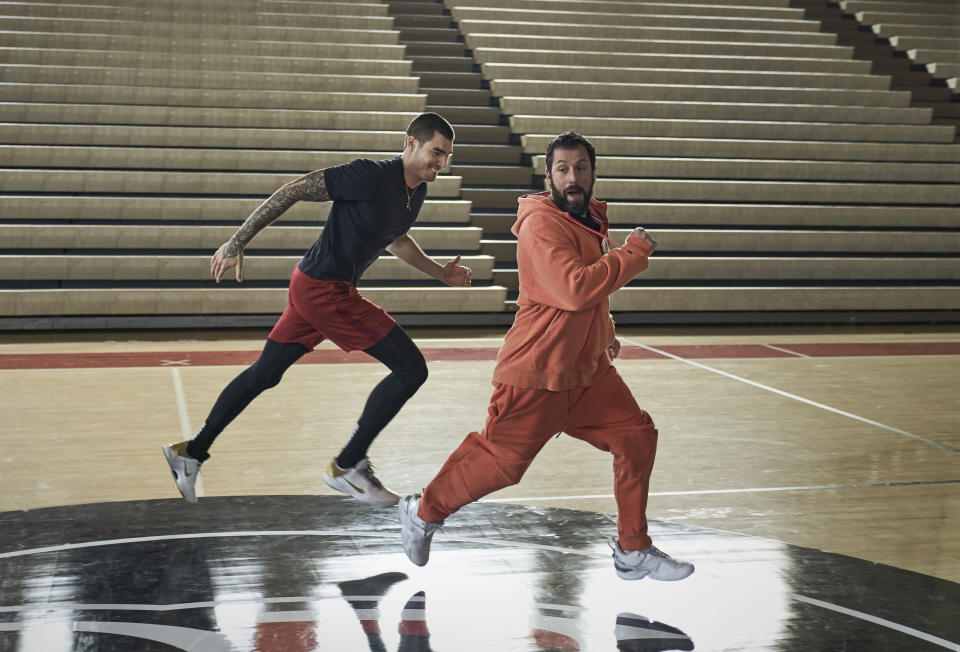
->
[614,613,693,651]
[0,496,956,651]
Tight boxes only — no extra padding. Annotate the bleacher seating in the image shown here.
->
[0,0,506,327]
[447,0,960,318]
[2,0,958,325]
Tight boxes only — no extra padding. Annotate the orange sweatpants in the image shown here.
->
[418,365,658,551]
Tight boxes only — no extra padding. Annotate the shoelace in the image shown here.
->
[645,546,672,560]
[423,520,444,535]
[612,540,671,561]
[358,461,386,490]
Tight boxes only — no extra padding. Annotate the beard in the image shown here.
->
[549,180,593,218]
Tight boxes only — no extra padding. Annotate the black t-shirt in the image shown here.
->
[566,207,607,240]
[298,156,425,285]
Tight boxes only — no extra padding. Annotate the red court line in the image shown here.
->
[0,342,957,370]
[770,342,960,357]
[0,348,499,370]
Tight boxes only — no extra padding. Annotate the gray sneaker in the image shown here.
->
[162,441,201,504]
[323,457,400,508]
[399,494,443,567]
[609,538,694,581]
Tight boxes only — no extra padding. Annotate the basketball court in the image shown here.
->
[1,325,958,650]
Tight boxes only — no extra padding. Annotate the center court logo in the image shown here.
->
[1,529,694,651]
[3,574,693,651]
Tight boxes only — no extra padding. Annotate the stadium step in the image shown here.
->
[0,225,482,251]
[519,135,960,163]
[492,257,960,291]
[0,170,463,198]
[481,229,960,262]
[465,34,855,60]
[0,196,473,224]
[0,83,426,112]
[500,97,932,125]
[456,19,837,45]
[508,115,955,143]
[0,286,511,317]
[0,17,402,45]
[490,79,910,107]
[450,165,533,186]
[528,155,960,183]
[473,49,872,74]
[0,255,496,283]
[420,87,492,106]
[446,0,805,19]
[482,63,891,90]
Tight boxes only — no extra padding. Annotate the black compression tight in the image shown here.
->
[336,325,427,468]
[187,338,309,461]
[186,325,427,467]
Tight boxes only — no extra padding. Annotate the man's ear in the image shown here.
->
[404,135,417,152]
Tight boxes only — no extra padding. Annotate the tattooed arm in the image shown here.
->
[386,233,472,287]
[210,169,330,283]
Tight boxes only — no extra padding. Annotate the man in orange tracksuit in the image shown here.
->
[399,132,694,582]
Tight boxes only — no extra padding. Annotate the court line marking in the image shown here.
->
[790,594,960,651]
[413,337,505,343]
[620,338,960,454]
[0,530,956,650]
[0,596,587,616]
[170,368,191,441]
[169,368,204,499]
[480,478,960,502]
[0,531,590,561]
[0,598,313,613]
[761,343,809,357]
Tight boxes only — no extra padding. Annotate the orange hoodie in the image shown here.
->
[492,192,655,391]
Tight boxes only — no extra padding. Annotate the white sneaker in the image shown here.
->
[323,457,400,508]
[609,538,694,581]
[399,493,443,567]
[162,441,201,504]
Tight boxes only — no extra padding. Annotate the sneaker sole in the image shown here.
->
[614,565,650,581]
[614,563,695,582]
[162,445,198,504]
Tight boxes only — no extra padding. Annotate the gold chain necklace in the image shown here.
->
[404,179,416,211]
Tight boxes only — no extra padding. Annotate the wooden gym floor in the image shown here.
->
[0,323,957,650]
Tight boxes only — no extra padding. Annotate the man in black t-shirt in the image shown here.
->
[162,113,471,508]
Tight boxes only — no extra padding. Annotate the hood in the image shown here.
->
[514,191,609,240]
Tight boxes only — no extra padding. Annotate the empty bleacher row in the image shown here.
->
[446,0,960,318]
[0,0,507,326]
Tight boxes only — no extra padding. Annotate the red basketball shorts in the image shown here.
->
[268,266,396,352]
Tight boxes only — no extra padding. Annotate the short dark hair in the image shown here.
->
[545,131,596,172]
[406,112,455,146]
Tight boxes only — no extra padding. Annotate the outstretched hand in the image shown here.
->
[608,338,621,360]
[441,255,472,287]
[210,242,244,283]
